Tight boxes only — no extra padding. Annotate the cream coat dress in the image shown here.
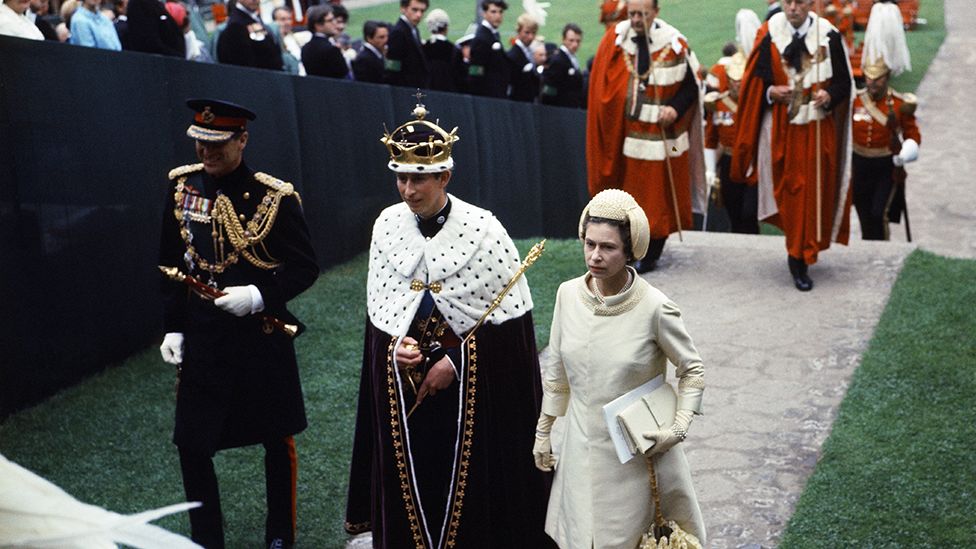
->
[542,269,706,548]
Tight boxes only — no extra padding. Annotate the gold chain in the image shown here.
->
[623,50,653,82]
[173,174,283,276]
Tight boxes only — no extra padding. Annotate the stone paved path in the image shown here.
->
[626,232,912,548]
[345,2,972,547]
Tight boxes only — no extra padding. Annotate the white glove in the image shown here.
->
[642,409,694,457]
[532,413,557,472]
[705,171,717,188]
[213,285,264,317]
[160,332,184,365]
[895,138,919,166]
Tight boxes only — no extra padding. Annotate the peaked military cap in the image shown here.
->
[185,98,256,142]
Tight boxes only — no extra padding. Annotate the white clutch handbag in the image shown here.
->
[603,375,677,463]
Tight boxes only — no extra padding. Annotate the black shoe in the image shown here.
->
[634,258,657,273]
[268,539,293,549]
[788,256,813,292]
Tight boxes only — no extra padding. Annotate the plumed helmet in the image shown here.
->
[578,189,650,260]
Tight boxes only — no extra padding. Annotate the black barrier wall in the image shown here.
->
[0,36,590,416]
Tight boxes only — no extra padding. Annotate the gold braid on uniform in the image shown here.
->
[172,166,295,276]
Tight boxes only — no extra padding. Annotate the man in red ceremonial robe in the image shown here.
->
[730,0,853,291]
[587,0,706,273]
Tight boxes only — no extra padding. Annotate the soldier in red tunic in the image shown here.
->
[705,52,759,234]
[852,0,919,240]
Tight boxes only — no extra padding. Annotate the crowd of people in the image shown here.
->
[0,0,927,547]
[587,0,921,292]
[0,0,591,107]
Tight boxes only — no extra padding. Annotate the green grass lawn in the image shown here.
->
[346,0,944,92]
[2,244,973,547]
[780,250,976,547]
[0,238,584,548]
[0,2,951,546]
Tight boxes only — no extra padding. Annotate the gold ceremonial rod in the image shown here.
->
[461,239,546,346]
[815,0,824,242]
[406,240,547,419]
[159,266,299,337]
[642,10,683,243]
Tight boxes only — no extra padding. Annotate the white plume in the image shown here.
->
[862,1,912,76]
[735,9,762,56]
[0,454,201,549]
[522,0,551,27]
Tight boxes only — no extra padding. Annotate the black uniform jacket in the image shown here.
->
[125,0,184,57]
[159,162,318,453]
[507,42,539,102]
[352,44,384,83]
[541,48,585,108]
[423,37,465,93]
[217,7,283,71]
[467,23,510,98]
[384,17,428,88]
[302,34,349,79]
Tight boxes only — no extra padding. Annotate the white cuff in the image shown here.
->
[899,138,919,164]
[445,354,461,380]
[247,285,264,314]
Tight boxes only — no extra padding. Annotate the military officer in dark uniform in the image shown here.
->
[159,99,318,549]
[467,0,511,98]
[216,0,283,70]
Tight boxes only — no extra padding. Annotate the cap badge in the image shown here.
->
[201,107,215,124]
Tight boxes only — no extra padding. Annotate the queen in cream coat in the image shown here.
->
[535,189,706,549]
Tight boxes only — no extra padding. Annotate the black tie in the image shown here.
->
[783,32,806,72]
[632,35,651,75]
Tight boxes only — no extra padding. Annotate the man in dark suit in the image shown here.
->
[467,0,510,98]
[384,0,429,88]
[352,19,388,83]
[159,99,318,549]
[27,0,58,40]
[217,0,283,70]
[125,0,184,57]
[541,23,585,108]
[507,12,539,102]
[302,4,349,78]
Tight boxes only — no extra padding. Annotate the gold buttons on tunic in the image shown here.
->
[243,192,250,200]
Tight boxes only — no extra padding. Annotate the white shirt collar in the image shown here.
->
[559,44,579,68]
[791,15,813,37]
[236,4,261,23]
[481,19,497,33]
[363,42,382,57]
